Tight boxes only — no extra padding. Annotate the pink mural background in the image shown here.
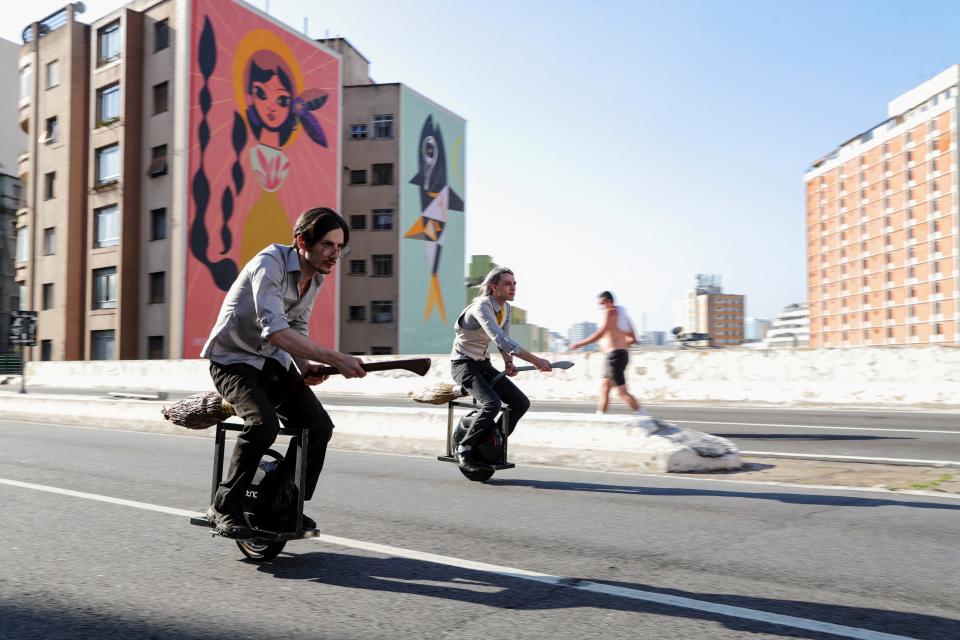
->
[184,0,340,357]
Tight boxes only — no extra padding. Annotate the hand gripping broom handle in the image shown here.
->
[305,357,432,378]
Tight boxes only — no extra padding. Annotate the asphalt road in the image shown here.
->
[1,419,957,640]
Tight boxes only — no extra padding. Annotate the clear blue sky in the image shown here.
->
[7,0,960,335]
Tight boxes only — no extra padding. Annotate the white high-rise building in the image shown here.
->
[765,304,810,348]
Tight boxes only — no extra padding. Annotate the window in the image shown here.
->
[91,330,115,360]
[153,81,168,115]
[371,163,393,186]
[44,172,55,200]
[349,169,367,185]
[19,65,31,101]
[370,300,394,323]
[98,83,121,124]
[149,271,166,304]
[148,144,168,177]
[15,227,28,262]
[46,60,59,89]
[40,340,52,361]
[348,306,366,321]
[350,214,366,230]
[96,144,120,184]
[372,114,394,139]
[372,254,393,277]
[372,209,393,230]
[154,19,169,52]
[42,227,56,255]
[92,267,118,309]
[44,117,58,144]
[348,259,366,275]
[150,208,167,240]
[94,205,119,247]
[147,336,166,359]
[98,21,121,65]
[371,347,393,356]
[42,283,54,310]
[350,124,367,139]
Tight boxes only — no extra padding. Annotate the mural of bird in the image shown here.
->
[405,115,464,322]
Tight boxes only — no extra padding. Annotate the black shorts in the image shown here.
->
[604,349,629,386]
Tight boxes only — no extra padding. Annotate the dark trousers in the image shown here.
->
[209,358,334,514]
[451,359,530,448]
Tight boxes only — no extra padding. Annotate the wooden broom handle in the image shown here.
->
[304,357,432,378]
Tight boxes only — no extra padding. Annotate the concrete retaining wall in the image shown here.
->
[16,345,960,408]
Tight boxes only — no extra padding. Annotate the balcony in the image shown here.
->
[17,150,29,178]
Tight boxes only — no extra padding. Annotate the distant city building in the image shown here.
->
[806,64,960,347]
[548,331,568,352]
[765,303,810,348]
[638,330,666,346]
[743,317,772,342]
[673,274,745,345]
[567,321,598,352]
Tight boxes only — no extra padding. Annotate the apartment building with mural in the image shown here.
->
[805,66,960,347]
[17,1,470,361]
[329,37,466,355]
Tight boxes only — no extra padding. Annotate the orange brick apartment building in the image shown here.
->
[805,66,960,347]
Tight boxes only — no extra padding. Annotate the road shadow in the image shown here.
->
[482,478,960,510]
[714,433,914,441]
[258,550,958,639]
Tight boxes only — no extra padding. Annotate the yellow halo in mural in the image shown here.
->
[232,28,305,147]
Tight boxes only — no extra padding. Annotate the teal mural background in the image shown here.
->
[399,87,466,354]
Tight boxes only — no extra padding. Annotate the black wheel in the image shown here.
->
[236,538,286,561]
[459,466,495,482]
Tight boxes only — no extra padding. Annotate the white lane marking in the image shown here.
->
[0,476,919,640]
[3,418,960,499]
[0,477,198,517]
[740,451,960,467]
[673,420,959,435]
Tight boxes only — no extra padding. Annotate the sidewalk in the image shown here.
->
[675,456,960,495]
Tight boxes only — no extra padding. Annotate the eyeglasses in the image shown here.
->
[317,240,351,257]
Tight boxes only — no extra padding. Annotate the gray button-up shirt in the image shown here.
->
[201,243,323,370]
[450,295,521,361]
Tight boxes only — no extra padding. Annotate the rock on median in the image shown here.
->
[635,417,741,472]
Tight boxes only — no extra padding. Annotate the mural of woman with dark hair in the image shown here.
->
[238,49,330,267]
[189,21,331,293]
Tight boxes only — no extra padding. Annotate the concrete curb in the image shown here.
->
[0,393,739,474]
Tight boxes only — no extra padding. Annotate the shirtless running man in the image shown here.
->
[570,291,647,416]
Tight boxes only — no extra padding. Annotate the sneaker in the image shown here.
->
[301,514,317,530]
[206,505,254,539]
[456,449,483,474]
[635,407,651,417]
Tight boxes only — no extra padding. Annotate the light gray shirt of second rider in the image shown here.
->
[450,295,521,361]
[201,243,323,371]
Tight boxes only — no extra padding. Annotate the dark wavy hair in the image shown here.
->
[246,51,296,147]
[293,207,349,247]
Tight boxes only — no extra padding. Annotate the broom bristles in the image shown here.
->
[409,382,468,405]
[161,392,235,430]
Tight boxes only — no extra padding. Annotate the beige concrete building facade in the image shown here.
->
[805,66,960,347]
[16,1,178,361]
